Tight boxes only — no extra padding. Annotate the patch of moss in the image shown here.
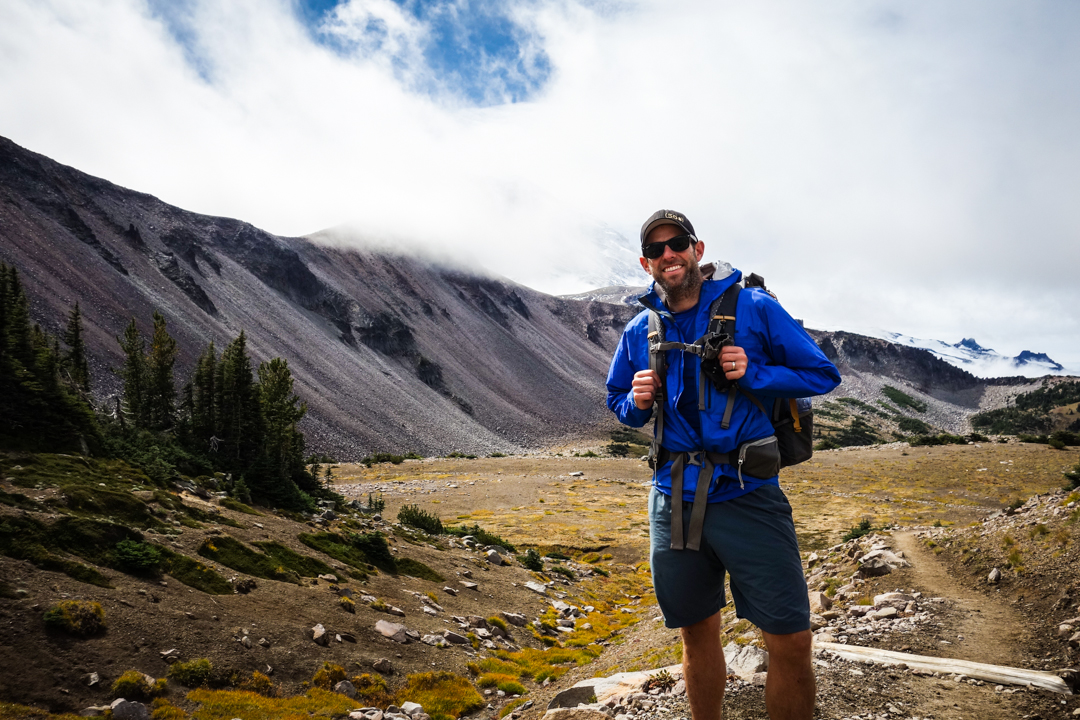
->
[198,536,336,585]
[43,600,106,637]
[53,484,164,529]
[252,541,338,580]
[395,557,445,582]
[111,670,167,700]
[220,498,262,515]
[186,687,360,719]
[168,658,213,687]
[298,532,372,579]
[158,547,233,594]
[0,701,85,720]
[0,487,41,511]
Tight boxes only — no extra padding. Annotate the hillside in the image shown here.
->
[0,136,636,459]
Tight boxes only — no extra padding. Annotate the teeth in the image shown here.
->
[664,265,682,273]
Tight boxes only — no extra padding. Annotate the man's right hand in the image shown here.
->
[631,369,662,410]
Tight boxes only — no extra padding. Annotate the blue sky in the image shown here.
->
[1,1,1080,365]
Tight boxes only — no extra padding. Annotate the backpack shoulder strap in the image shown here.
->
[646,310,667,462]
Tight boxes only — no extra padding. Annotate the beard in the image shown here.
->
[654,256,704,308]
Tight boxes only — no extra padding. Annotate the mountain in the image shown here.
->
[0,136,637,459]
[865,331,1069,378]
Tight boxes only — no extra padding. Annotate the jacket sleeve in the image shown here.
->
[606,325,655,427]
[737,290,841,398]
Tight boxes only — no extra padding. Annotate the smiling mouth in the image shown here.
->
[663,264,684,273]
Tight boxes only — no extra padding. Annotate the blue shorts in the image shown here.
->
[649,484,810,635]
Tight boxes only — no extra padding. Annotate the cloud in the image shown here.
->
[1,0,1079,362]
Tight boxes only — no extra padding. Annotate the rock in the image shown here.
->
[85,672,100,686]
[373,658,394,674]
[443,631,470,644]
[873,592,915,610]
[525,581,548,595]
[1057,624,1075,638]
[806,552,821,567]
[240,635,252,648]
[486,550,505,565]
[335,680,357,698]
[724,644,769,677]
[1069,632,1080,649]
[467,615,489,628]
[423,606,438,616]
[235,578,257,593]
[569,472,584,477]
[859,549,909,568]
[318,573,337,582]
[988,568,1002,584]
[460,581,479,591]
[502,611,527,627]
[442,586,459,596]
[375,620,409,643]
[109,699,149,720]
[543,707,609,720]
[808,614,826,631]
[311,624,330,646]
[857,558,892,577]
[422,634,450,647]
[387,606,406,617]
[158,648,179,660]
[79,707,109,717]
[339,633,357,643]
[400,701,424,715]
[872,607,899,620]
[814,633,836,644]
[807,591,832,614]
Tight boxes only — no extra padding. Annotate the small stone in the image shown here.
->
[373,658,394,674]
[988,568,1002,584]
[335,680,357,698]
[311,624,330,646]
[460,581,479,591]
[375,621,410,643]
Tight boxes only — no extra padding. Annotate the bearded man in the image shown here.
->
[606,209,841,720]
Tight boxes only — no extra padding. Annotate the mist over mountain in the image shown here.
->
[861,330,1072,379]
[0,136,636,459]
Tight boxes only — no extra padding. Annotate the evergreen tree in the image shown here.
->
[258,357,307,480]
[117,318,146,428]
[191,341,218,448]
[216,331,262,472]
[144,311,178,430]
[62,302,91,393]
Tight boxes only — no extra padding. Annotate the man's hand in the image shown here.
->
[719,345,748,381]
[631,369,662,410]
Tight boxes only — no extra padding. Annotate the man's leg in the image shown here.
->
[760,629,815,720]
[681,610,726,720]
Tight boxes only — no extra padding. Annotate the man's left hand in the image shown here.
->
[719,346,748,381]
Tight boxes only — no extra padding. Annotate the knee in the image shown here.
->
[680,613,723,649]
[763,630,812,665]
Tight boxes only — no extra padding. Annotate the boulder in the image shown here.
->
[724,644,769,677]
[422,634,450,647]
[109,700,149,720]
[373,658,394,674]
[375,620,409,643]
[857,558,892,577]
[443,586,459,596]
[387,606,406,617]
[988,568,1002,584]
[467,616,489,628]
[335,680,357,698]
[486,550,505,566]
[808,614,826,631]
[526,581,548,595]
[311,624,330,646]
[460,581,479,591]
[443,631,470,644]
[400,701,424,716]
[873,592,915,611]
[871,607,899,620]
[807,591,832,614]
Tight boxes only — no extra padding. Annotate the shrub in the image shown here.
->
[43,600,105,636]
[841,519,872,542]
[643,668,675,692]
[1007,547,1023,569]
[1050,438,1067,450]
[882,386,927,413]
[112,670,167,699]
[168,658,212,687]
[396,557,444,582]
[398,505,444,535]
[353,673,393,707]
[396,671,485,720]
[312,662,347,689]
[573,450,598,458]
[1029,524,1050,540]
[364,493,386,513]
[896,417,931,434]
[518,548,543,571]
[968,432,990,442]
[549,565,575,580]
[363,453,405,466]
[488,452,506,458]
[445,452,477,459]
[606,443,630,457]
[814,438,839,451]
[238,670,281,697]
[150,698,187,720]
[487,616,509,633]
[114,539,163,575]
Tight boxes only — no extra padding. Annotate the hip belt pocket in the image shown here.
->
[738,435,781,482]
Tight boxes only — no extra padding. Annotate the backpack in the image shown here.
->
[644,269,814,473]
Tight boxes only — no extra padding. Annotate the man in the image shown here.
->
[606,210,840,720]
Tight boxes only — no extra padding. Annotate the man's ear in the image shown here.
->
[694,240,705,261]
[639,256,651,274]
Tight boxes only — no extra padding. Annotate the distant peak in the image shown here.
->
[954,338,992,353]
[1014,350,1063,369]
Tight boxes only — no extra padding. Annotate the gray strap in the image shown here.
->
[685,456,715,551]
[669,453,686,550]
[721,386,738,429]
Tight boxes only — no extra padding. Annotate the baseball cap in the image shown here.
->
[640,209,696,247]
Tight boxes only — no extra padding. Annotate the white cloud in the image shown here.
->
[1,0,1079,363]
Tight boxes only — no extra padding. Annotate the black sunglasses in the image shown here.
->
[642,234,697,260]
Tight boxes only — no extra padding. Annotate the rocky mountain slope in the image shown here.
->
[0,136,636,459]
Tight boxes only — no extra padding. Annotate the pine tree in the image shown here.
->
[191,341,218,447]
[216,331,261,471]
[144,311,178,430]
[63,302,91,393]
[118,318,146,428]
[259,357,307,477]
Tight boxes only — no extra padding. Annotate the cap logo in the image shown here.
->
[665,212,683,222]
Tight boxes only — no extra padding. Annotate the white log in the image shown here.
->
[815,641,1072,695]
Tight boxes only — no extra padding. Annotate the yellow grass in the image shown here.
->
[187,688,360,720]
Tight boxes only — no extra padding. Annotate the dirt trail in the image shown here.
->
[893,531,1027,668]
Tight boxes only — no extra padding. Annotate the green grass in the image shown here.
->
[0,487,42,511]
[395,672,484,720]
[395,557,444,582]
[444,524,515,552]
[882,386,928,413]
[220,498,262,515]
[159,547,234,594]
[298,532,374,578]
[197,536,332,585]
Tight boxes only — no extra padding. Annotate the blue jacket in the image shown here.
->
[606,267,841,503]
